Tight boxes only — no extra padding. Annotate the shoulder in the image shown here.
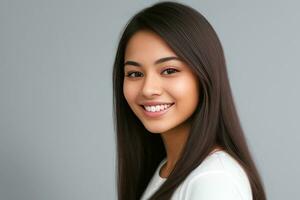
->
[180,151,253,200]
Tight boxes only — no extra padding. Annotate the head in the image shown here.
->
[112,1,266,200]
[114,0,224,139]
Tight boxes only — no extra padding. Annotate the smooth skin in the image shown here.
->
[123,30,218,178]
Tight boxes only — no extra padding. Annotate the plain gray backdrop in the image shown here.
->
[1,0,299,199]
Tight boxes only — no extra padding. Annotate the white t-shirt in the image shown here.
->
[140,150,253,200]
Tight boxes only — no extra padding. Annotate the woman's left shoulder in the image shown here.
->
[180,151,253,200]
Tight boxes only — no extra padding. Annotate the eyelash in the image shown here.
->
[125,68,179,78]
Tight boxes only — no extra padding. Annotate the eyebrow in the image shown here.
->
[124,56,181,67]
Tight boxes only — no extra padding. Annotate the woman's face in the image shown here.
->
[123,30,200,134]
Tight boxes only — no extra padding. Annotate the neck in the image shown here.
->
[159,120,191,177]
[159,119,223,178]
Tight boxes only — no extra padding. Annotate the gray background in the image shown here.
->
[0,0,299,199]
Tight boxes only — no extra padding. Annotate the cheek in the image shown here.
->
[169,76,199,102]
[168,76,199,116]
[123,81,138,104]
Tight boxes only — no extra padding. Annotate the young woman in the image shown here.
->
[112,2,266,200]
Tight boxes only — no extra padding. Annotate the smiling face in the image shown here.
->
[123,30,200,134]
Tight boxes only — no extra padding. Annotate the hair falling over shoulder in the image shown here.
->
[112,1,267,200]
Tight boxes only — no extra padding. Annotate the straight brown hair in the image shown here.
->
[112,1,266,200]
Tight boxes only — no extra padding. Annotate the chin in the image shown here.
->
[143,125,164,134]
[144,124,167,133]
[142,122,174,134]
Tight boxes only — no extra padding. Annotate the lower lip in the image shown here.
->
[142,104,174,118]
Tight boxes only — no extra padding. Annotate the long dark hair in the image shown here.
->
[112,1,266,200]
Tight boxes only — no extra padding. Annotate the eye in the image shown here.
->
[125,68,179,78]
[162,68,179,75]
[125,71,143,78]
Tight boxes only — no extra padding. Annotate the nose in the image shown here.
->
[141,73,163,98]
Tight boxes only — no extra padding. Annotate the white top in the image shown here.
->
[140,150,253,200]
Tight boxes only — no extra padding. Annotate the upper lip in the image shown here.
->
[140,101,174,106]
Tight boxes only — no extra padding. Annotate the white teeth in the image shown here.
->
[144,104,173,112]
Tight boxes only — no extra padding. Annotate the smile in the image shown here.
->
[140,103,175,118]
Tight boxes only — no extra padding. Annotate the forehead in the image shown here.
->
[124,30,177,61]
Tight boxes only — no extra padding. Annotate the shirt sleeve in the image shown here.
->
[184,171,244,200]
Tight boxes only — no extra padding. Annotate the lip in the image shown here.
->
[141,103,175,118]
